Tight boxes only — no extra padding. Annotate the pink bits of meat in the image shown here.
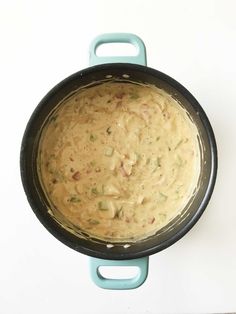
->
[72,171,80,180]
[115,92,125,99]
[120,162,128,177]
[148,217,155,224]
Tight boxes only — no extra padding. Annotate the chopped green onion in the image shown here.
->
[115,206,124,219]
[90,160,96,166]
[106,127,112,135]
[158,192,168,202]
[146,158,151,165]
[137,195,145,204]
[158,213,167,221]
[103,184,120,196]
[53,171,65,181]
[176,155,183,167]
[152,157,161,172]
[98,201,108,211]
[88,219,100,225]
[104,146,114,157]
[130,93,139,100]
[175,139,183,150]
[91,187,98,195]
[69,196,81,203]
[134,152,141,161]
[90,134,97,142]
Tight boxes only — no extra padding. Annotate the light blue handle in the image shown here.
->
[89,33,147,66]
[90,257,149,290]
[88,33,148,290]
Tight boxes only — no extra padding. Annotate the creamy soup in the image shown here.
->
[38,82,200,242]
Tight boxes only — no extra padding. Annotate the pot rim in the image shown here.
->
[20,63,218,260]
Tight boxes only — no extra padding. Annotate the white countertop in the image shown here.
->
[1,0,236,313]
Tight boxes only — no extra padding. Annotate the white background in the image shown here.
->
[0,0,236,313]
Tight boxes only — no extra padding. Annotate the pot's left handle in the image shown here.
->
[90,257,149,290]
[89,33,147,66]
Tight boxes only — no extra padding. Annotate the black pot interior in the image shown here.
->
[20,63,217,260]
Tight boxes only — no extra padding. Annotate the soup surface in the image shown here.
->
[38,82,200,242]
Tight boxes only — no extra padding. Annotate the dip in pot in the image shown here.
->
[38,82,201,242]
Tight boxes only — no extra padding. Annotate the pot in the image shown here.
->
[20,33,217,289]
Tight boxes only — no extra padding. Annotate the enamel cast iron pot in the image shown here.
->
[20,33,217,289]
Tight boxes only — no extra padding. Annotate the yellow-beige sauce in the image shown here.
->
[38,82,200,242]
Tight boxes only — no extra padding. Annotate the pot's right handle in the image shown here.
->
[89,33,147,66]
[90,256,149,290]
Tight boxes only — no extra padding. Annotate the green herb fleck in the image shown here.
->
[159,213,167,220]
[176,155,184,167]
[90,134,97,142]
[158,192,168,202]
[104,146,114,157]
[175,139,183,150]
[90,160,96,166]
[91,187,98,195]
[53,171,65,181]
[69,196,81,203]
[134,152,141,163]
[130,93,140,100]
[115,206,124,219]
[88,219,100,225]
[98,201,108,211]
[156,136,160,141]
[106,127,112,135]
[152,157,161,172]
[157,157,161,167]
[146,158,151,165]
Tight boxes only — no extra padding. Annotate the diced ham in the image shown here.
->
[148,217,155,224]
[120,162,129,177]
[72,171,80,180]
[115,92,125,99]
